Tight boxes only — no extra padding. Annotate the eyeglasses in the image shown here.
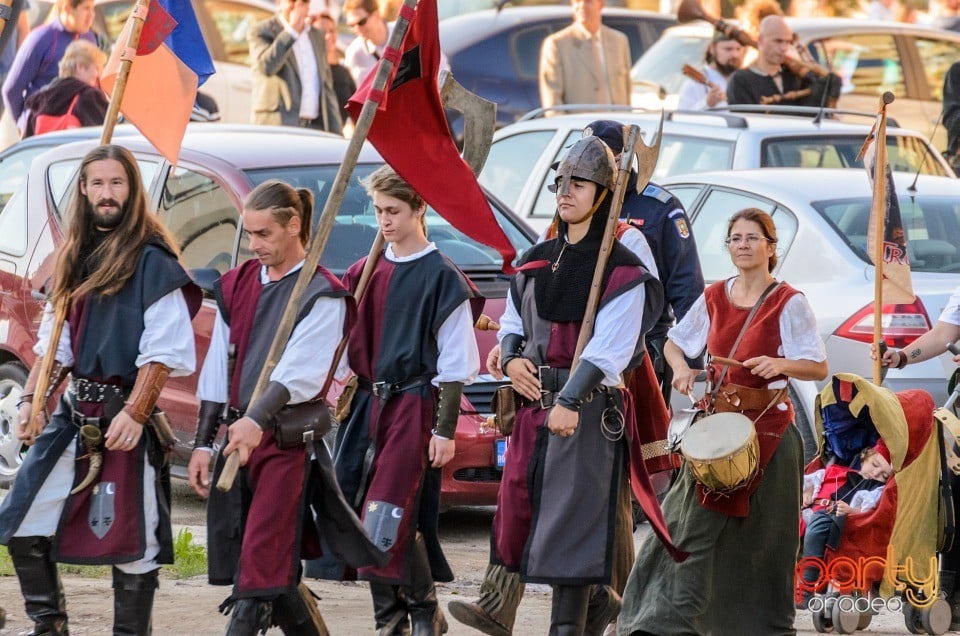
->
[724,234,772,246]
[348,15,369,28]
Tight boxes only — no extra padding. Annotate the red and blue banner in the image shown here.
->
[101,0,215,164]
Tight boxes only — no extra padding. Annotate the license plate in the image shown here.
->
[495,438,507,468]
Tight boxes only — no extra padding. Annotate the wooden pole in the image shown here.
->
[872,92,895,386]
[570,126,642,372]
[217,0,420,491]
[26,0,151,441]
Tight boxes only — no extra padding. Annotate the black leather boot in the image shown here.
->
[7,536,68,635]
[406,533,447,636]
[220,597,273,636]
[112,568,158,635]
[271,582,330,636]
[583,585,622,636]
[0,605,6,629]
[370,582,411,635]
[549,585,591,636]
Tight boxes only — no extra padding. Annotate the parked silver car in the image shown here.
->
[630,19,960,149]
[660,168,960,456]
[479,108,953,234]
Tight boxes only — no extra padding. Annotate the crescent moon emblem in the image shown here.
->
[391,507,403,519]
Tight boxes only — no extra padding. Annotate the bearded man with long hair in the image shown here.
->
[0,144,201,635]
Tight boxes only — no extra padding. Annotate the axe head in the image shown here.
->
[628,111,663,195]
[440,70,497,177]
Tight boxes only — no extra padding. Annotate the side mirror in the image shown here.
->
[190,268,220,299]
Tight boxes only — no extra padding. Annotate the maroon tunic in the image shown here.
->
[698,280,799,517]
[210,259,354,598]
[338,249,481,585]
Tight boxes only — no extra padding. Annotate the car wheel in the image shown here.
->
[789,382,818,464]
[0,362,28,489]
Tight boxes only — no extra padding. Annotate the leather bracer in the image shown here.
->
[122,362,171,424]
[434,381,464,439]
[244,381,291,431]
[557,361,606,412]
[194,400,224,449]
[499,333,525,375]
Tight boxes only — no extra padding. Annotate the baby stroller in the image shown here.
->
[801,373,955,634]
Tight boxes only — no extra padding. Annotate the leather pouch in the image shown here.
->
[275,400,333,450]
[491,385,516,436]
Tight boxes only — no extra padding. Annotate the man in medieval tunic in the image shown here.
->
[488,136,672,633]
[0,144,201,636]
[186,180,384,634]
[329,165,481,635]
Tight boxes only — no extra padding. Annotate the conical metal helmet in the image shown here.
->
[549,136,617,197]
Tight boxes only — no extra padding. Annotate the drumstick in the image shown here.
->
[711,355,744,367]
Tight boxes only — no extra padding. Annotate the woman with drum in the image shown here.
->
[618,207,828,635]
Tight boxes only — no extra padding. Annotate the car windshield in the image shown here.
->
[245,165,532,273]
[814,195,960,273]
[631,34,707,93]
[657,134,736,178]
[761,135,948,176]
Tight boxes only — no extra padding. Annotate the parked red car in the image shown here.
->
[0,124,533,507]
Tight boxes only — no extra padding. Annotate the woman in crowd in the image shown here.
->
[618,207,827,635]
[23,39,107,137]
[489,135,665,634]
[3,0,97,134]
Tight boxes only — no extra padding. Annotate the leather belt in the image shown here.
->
[713,383,787,413]
[68,377,125,403]
[357,375,433,402]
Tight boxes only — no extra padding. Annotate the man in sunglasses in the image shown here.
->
[248,0,343,133]
[343,0,450,85]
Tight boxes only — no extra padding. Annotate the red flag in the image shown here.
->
[347,0,516,273]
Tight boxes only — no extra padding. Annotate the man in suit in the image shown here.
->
[538,0,632,111]
[248,0,343,133]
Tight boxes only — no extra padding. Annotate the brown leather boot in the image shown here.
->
[447,564,524,636]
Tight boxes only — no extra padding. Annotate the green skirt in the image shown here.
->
[618,424,803,636]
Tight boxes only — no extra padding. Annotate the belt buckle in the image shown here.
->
[372,381,391,401]
[537,366,554,409]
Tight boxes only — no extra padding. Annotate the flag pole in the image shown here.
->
[216,0,420,492]
[872,92,895,386]
[26,0,151,441]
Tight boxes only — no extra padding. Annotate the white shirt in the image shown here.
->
[803,468,885,513]
[677,65,730,111]
[196,261,349,409]
[497,269,646,387]
[939,286,960,326]
[283,21,320,120]
[344,21,451,85]
[36,290,196,376]
[668,278,827,378]
[380,242,480,386]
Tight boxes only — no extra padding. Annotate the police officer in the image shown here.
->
[584,119,705,404]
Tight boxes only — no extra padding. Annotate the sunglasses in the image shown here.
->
[348,15,370,28]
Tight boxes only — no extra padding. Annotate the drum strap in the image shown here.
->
[709,281,781,403]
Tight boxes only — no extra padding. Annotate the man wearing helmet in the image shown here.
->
[477,137,663,633]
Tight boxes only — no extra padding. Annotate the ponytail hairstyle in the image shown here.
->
[243,180,313,245]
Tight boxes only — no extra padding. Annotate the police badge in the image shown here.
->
[674,218,690,239]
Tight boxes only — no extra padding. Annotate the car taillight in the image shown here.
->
[833,299,931,349]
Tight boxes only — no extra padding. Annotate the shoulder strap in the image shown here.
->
[65,93,81,115]
[712,280,780,392]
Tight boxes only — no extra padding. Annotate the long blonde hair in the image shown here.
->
[50,145,179,306]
